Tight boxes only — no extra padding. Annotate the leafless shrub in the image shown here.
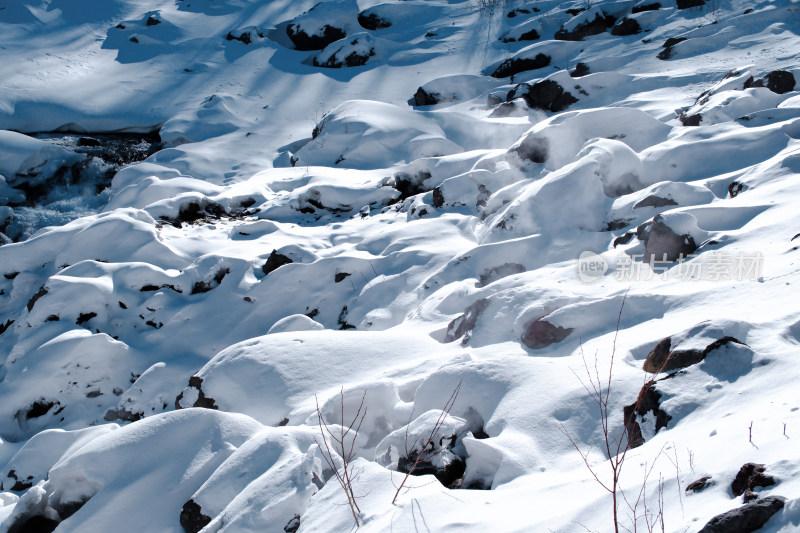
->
[315,389,367,527]
[391,382,461,504]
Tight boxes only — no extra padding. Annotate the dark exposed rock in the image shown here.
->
[605,219,631,231]
[191,268,230,294]
[413,87,452,107]
[7,470,34,492]
[140,283,182,293]
[657,37,686,60]
[337,305,356,330]
[611,17,641,36]
[643,334,746,373]
[284,515,301,533]
[286,23,345,51]
[7,515,60,533]
[613,231,636,247]
[397,449,466,489]
[680,113,702,126]
[698,496,786,533]
[745,70,796,94]
[393,171,433,201]
[731,463,776,497]
[175,376,219,410]
[510,135,549,164]
[444,298,489,343]
[511,80,579,112]
[521,318,573,349]
[262,250,293,276]
[0,319,14,335]
[76,312,97,326]
[676,0,705,8]
[565,7,587,16]
[146,15,161,26]
[636,214,697,263]
[180,499,211,533]
[633,195,679,209]
[478,263,525,286]
[632,2,661,13]
[24,399,56,420]
[103,407,142,422]
[490,53,550,78]
[313,37,376,68]
[358,11,391,30]
[489,101,522,117]
[507,7,534,18]
[624,379,672,448]
[27,287,48,312]
[729,181,745,198]
[432,186,445,208]
[555,12,616,41]
[571,62,591,77]
[686,475,713,493]
[334,272,351,283]
[500,28,540,43]
[225,30,262,45]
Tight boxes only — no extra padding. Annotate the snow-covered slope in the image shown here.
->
[1,0,800,531]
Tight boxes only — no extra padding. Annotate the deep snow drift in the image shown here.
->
[1,0,800,531]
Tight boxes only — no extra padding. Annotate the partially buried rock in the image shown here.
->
[490,53,550,78]
[521,318,573,349]
[571,62,590,77]
[642,331,746,373]
[676,0,704,8]
[444,299,489,343]
[358,10,391,30]
[413,87,444,107]
[686,475,713,493]
[698,496,786,533]
[731,463,776,497]
[555,9,616,41]
[286,2,348,51]
[744,70,796,94]
[657,37,686,60]
[262,250,293,276]
[313,34,376,68]
[509,79,578,112]
[611,17,641,36]
[180,499,211,533]
[635,214,697,263]
[623,379,671,448]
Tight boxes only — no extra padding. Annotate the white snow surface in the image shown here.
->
[1,0,800,532]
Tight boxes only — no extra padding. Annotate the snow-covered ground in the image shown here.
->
[1,0,800,531]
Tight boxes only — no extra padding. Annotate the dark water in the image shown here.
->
[1,132,161,242]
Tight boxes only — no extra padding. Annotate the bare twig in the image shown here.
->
[392,381,461,504]
[315,389,367,527]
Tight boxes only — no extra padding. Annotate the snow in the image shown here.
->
[1,0,800,531]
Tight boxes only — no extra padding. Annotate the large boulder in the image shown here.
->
[554,6,615,41]
[312,33,377,68]
[698,496,786,533]
[635,214,699,263]
[286,1,358,51]
[642,320,750,373]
